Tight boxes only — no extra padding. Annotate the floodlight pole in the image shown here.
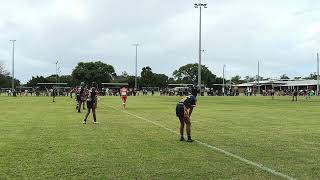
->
[222,64,226,95]
[257,60,260,94]
[317,53,319,95]
[133,43,139,90]
[194,3,207,94]
[10,40,16,91]
[55,61,58,84]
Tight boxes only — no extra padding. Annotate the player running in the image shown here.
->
[176,95,197,142]
[83,82,98,124]
[120,86,128,110]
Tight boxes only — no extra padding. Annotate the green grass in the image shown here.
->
[1,95,320,179]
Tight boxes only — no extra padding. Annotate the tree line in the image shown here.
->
[24,61,224,88]
[0,62,20,88]
[1,61,319,89]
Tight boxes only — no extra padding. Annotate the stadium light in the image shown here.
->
[222,64,226,95]
[55,61,59,84]
[10,40,16,91]
[194,3,207,94]
[317,53,319,95]
[257,60,260,94]
[132,43,139,90]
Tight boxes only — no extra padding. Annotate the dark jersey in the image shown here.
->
[179,95,197,109]
[176,95,196,118]
[52,89,57,97]
[80,87,84,96]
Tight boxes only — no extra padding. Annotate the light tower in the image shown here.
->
[194,3,207,94]
[10,40,16,91]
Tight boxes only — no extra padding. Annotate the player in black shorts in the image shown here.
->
[176,95,197,142]
[76,83,85,113]
[83,82,98,124]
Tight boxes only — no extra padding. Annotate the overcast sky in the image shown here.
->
[0,0,320,83]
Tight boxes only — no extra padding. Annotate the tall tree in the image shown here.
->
[0,62,7,75]
[0,75,20,88]
[231,75,243,84]
[140,66,154,87]
[72,61,115,86]
[0,62,20,88]
[173,63,216,87]
[153,73,169,88]
[59,75,75,87]
[26,76,48,87]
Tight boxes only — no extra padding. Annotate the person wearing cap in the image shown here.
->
[176,95,197,142]
[83,82,98,124]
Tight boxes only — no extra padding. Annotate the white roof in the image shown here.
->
[235,80,319,87]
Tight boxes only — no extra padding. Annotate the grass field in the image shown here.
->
[1,95,320,179]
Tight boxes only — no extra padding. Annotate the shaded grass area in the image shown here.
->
[0,95,319,179]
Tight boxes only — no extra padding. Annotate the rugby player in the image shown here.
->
[83,82,98,124]
[120,86,128,110]
[76,83,85,113]
[176,95,197,142]
[52,87,56,103]
[292,89,298,101]
[271,88,275,100]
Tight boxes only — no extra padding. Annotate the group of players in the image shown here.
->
[54,82,196,142]
[73,82,129,124]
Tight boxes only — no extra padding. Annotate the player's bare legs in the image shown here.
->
[185,120,192,142]
[92,103,97,123]
[83,100,86,110]
[83,108,91,124]
[179,117,185,141]
[122,99,126,110]
[78,101,83,112]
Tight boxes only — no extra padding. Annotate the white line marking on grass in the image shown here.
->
[107,105,295,180]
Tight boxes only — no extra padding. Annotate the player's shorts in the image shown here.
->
[271,92,274,96]
[87,100,95,109]
[176,103,185,118]
[121,96,127,102]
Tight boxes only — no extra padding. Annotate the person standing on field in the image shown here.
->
[292,89,298,102]
[76,83,85,113]
[83,82,98,124]
[271,88,275,100]
[52,87,57,103]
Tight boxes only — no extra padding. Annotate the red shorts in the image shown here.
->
[121,96,127,103]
